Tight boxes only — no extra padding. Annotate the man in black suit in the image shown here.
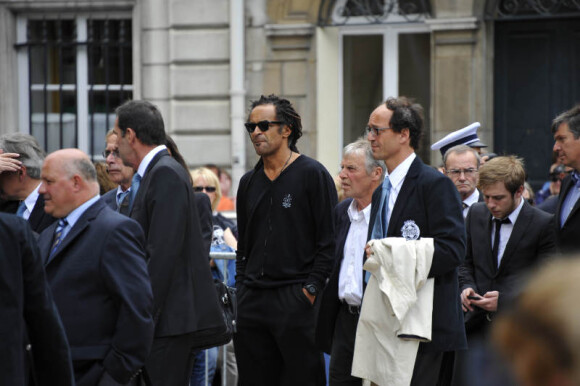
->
[316,138,385,385]
[457,155,556,385]
[0,133,55,232]
[443,145,483,217]
[365,97,467,385]
[552,104,580,253]
[101,129,134,213]
[0,213,74,386]
[37,149,154,385]
[113,100,224,385]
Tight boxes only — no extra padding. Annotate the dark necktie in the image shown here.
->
[492,218,511,268]
[117,190,131,215]
[49,219,69,260]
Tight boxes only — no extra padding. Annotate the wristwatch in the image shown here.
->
[303,283,318,297]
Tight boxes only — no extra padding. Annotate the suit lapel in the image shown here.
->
[27,196,43,229]
[498,202,530,272]
[556,176,572,226]
[481,212,496,274]
[45,200,103,265]
[387,157,420,236]
[130,149,169,215]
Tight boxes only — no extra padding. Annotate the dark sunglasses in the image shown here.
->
[102,149,120,158]
[193,186,217,193]
[244,120,284,134]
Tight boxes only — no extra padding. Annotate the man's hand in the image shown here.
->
[470,291,498,312]
[0,150,21,174]
[460,287,480,312]
[365,244,372,259]
[302,288,315,305]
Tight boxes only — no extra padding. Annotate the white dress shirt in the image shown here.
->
[338,200,371,306]
[491,198,524,266]
[137,145,167,179]
[385,153,416,224]
[463,189,480,218]
[21,182,42,220]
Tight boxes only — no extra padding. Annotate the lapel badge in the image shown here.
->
[401,220,420,241]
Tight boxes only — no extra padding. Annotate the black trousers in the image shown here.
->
[329,303,361,386]
[410,347,443,386]
[233,284,325,386]
[144,333,198,386]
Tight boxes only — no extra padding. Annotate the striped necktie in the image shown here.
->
[117,190,131,215]
[49,219,69,259]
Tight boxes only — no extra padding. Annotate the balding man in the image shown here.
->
[0,133,55,232]
[37,149,154,386]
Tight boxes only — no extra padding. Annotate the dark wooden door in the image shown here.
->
[494,18,580,189]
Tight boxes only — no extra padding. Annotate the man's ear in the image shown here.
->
[125,127,136,143]
[19,165,27,179]
[399,128,410,143]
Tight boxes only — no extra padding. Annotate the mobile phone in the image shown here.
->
[467,295,482,301]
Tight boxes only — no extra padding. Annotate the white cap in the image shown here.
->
[431,122,487,157]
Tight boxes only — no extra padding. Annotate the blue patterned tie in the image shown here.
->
[371,177,392,240]
[367,177,391,283]
[129,173,141,212]
[49,219,69,259]
[117,190,131,215]
[16,201,27,218]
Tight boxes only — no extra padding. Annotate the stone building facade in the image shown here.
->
[0,0,578,190]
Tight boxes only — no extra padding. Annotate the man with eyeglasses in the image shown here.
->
[0,133,56,233]
[443,145,483,218]
[101,129,135,214]
[234,94,337,385]
[362,97,466,385]
[455,156,555,386]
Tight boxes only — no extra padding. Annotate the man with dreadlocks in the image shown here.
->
[234,94,337,385]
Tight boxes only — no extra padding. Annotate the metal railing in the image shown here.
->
[205,251,237,386]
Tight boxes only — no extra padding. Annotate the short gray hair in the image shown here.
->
[343,138,386,180]
[0,133,45,179]
[65,157,97,182]
[443,144,481,169]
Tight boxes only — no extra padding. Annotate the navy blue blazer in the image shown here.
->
[367,156,467,352]
[101,188,117,210]
[315,198,354,353]
[0,213,74,386]
[129,150,223,340]
[38,199,154,385]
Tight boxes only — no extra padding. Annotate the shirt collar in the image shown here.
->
[347,199,371,224]
[463,189,479,207]
[493,197,524,224]
[116,185,130,197]
[23,182,42,212]
[387,152,416,188]
[63,195,101,229]
[137,145,167,178]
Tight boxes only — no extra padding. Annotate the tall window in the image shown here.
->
[17,16,132,157]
